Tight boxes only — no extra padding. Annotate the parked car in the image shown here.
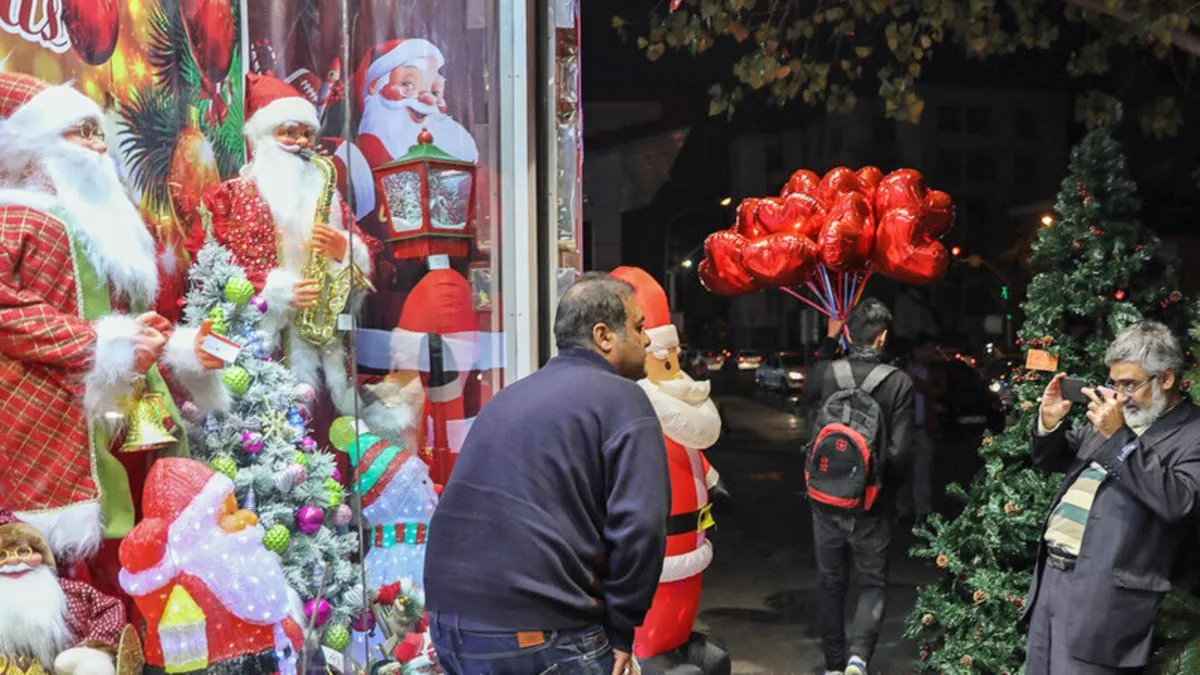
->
[731,349,764,371]
[755,351,808,392]
[698,350,727,372]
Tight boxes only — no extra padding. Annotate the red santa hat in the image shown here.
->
[353,39,446,112]
[611,266,678,360]
[243,72,321,145]
[0,72,103,157]
[391,269,478,374]
[0,508,54,569]
[142,458,229,522]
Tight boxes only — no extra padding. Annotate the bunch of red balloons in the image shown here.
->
[698,166,955,298]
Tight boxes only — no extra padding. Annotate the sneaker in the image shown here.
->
[845,656,868,675]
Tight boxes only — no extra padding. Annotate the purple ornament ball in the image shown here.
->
[296,505,324,535]
[304,598,333,628]
[249,295,269,314]
[241,431,265,454]
[294,383,316,405]
[330,467,342,483]
[334,503,352,526]
[300,437,318,453]
[351,611,375,632]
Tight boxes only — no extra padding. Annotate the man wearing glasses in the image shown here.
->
[1023,321,1200,674]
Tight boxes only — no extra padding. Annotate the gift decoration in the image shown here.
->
[372,129,477,260]
[698,166,956,344]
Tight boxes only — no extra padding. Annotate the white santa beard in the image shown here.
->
[359,93,479,163]
[243,140,330,271]
[639,372,723,450]
[40,141,159,307]
[0,566,73,667]
[173,523,293,625]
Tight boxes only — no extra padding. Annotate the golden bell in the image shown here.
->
[120,392,178,454]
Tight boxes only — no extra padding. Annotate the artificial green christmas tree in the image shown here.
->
[905,112,1182,673]
[180,238,363,651]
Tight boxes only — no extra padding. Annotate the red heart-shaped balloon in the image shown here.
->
[819,192,875,270]
[735,199,769,239]
[873,207,948,284]
[817,167,864,209]
[782,169,821,197]
[856,166,884,199]
[756,193,825,238]
[699,231,760,295]
[875,168,927,215]
[742,234,820,287]
[923,189,955,238]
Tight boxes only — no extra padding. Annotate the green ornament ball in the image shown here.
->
[324,478,343,508]
[210,319,228,336]
[224,278,255,305]
[292,452,311,469]
[210,456,238,479]
[323,624,351,652]
[207,306,226,322]
[222,366,250,396]
[328,417,359,452]
[263,524,291,554]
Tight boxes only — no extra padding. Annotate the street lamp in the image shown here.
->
[719,197,732,207]
[1040,214,1054,227]
[680,259,694,269]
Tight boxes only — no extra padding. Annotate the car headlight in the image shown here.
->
[788,371,804,381]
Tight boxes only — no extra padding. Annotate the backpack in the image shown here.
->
[805,360,896,512]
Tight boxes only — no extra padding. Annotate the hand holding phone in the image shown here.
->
[1060,377,1116,404]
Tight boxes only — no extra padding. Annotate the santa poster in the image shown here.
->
[0,0,245,317]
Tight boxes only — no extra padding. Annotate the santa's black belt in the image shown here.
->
[666,503,715,536]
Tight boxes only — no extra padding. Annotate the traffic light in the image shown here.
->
[1001,285,1009,300]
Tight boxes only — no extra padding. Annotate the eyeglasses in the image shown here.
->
[1105,375,1156,395]
[68,119,106,142]
[0,545,34,564]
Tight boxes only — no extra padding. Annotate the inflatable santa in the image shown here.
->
[0,509,130,675]
[118,459,303,675]
[609,267,731,674]
[352,38,478,166]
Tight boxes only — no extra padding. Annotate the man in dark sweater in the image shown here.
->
[802,299,916,675]
[425,273,670,675]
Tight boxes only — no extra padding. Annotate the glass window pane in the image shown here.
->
[381,171,426,232]
[429,168,473,231]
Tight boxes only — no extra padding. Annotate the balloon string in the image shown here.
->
[818,266,839,317]
[781,285,832,317]
[805,281,833,314]
[852,267,874,307]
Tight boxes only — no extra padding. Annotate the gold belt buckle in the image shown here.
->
[697,503,715,532]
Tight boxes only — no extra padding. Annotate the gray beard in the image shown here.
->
[1123,382,1169,430]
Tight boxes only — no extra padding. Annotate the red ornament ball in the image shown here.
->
[61,0,119,65]
[1114,289,1127,301]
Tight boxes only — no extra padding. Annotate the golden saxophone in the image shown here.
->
[294,150,374,347]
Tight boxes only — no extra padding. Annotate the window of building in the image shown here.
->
[937,105,961,133]
[766,140,783,172]
[1016,108,1037,138]
[966,106,990,134]
[1013,151,1038,191]
[937,149,963,182]
[965,150,995,182]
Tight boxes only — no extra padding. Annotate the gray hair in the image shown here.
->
[1105,321,1185,376]
[554,272,635,351]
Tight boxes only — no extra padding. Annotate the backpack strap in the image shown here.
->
[861,364,897,394]
[832,360,856,391]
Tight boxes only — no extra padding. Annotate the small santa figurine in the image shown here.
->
[118,458,303,675]
[188,73,405,440]
[352,38,479,166]
[0,509,128,675]
[609,267,731,673]
[0,73,226,571]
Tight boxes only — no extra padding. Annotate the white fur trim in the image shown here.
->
[705,464,721,490]
[14,501,102,561]
[83,315,142,419]
[54,647,116,675]
[162,328,230,414]
[347,233,372,275]
[638,380,722,450]
[0,188,58,210]
[259,269,299,345]
[645,324,679,361]
[333,141,377,221]
[245,97,320,145]
[660,539,713,583]
[0,84,102,152]
[365,40,445,95]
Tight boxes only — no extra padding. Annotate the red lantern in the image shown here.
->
[372,129,477,260]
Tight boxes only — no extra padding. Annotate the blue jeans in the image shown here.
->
[430,614,614,675]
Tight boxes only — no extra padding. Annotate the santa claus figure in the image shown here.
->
[0,509,127,675]
[373,269,480,485]
[189,73,407,440]
[353,38,479,166]
[609,267,731,674]
[0,73,227,566]
[118,458,303,675]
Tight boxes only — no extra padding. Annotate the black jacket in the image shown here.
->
[803,339,917,503]
[1022,400,1200,668]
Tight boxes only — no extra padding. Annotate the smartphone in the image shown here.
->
[1060,377,1115,403]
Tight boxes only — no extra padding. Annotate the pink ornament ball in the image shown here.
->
[241,431,265,454]
[334,503,352,526]
[250,295,269,314]
[351,611,375,632]
[304,598,333,628]
[330,467,342,482]
[294,383,316,404]
[296,505,324,535]
[181,401,204,423]
[300,437,318,453]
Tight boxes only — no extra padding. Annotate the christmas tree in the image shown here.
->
[180,238,363,653]
[905,111,1182,673]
